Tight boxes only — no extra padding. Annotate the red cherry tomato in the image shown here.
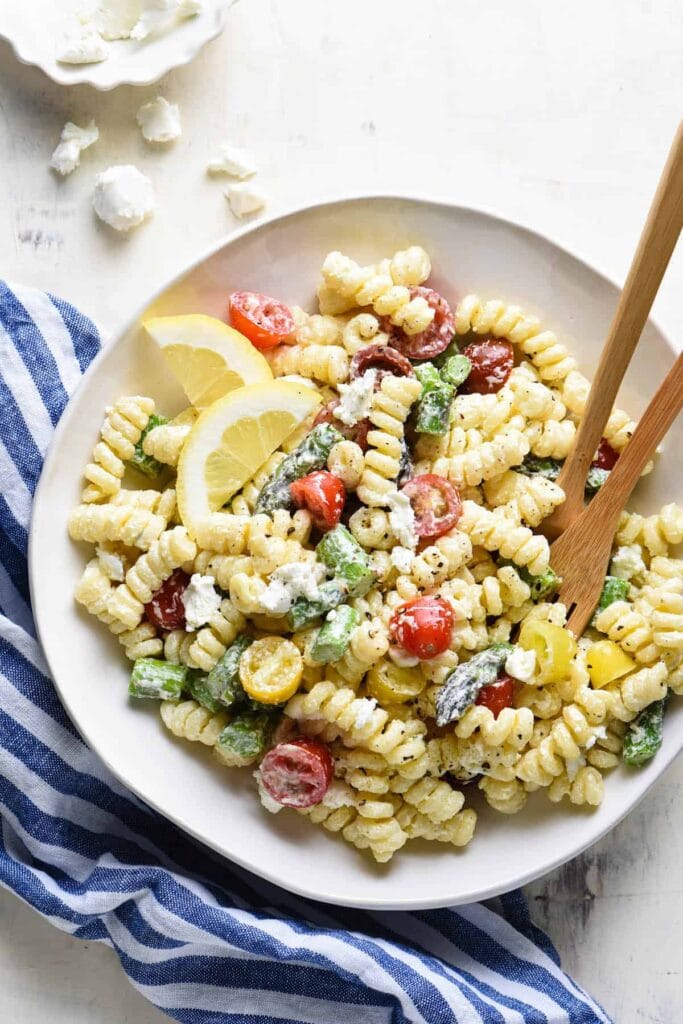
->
[313,400,370,450]
[384,287,455,360]
[350,344,414,382]
[475,675,516,718]
[290,470,346,531]
[259,738,333,808]
[461,338,514,394]
[592,437,619,470]
[229,291,295,350]
[390,596,454,660]
[145,569,190,631]
[401,474,462,539]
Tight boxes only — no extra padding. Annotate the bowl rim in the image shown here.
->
[28,193,682,909]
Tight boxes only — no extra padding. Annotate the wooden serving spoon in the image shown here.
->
[542,121,683,540]
[551,350,683,637]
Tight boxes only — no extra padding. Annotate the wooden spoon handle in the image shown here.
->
[556,122,683,506]
[577,351,683,532]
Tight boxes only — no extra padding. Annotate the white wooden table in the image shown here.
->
[1,1,681,1020]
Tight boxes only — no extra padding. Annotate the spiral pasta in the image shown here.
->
[107,527,196,630]
[405,529,472,590]
[479,776,528,815]
[111,487,177,523]
[524,418,576,460]
[189,598,247,671]
[515,704,600,788]
[357,374,421,506]
[458,500,550,575]
[615,504,683,557]
[68,503,166,550]
[82,396,155,503]
[163,629,199,667]
[604,662,668,722]
[548,766,604,806]
[637,590,683,654]
[341,313,389,355]
[74,559,163,658]
[142,420,192,467]
[483,471,565,527]
[160,699,228,745]
[291,307,345,347]
[265,343,349,385]
[454,705,535,749]
[561,370,636,451]
[594,601,659,665]
[431,427,530,488]
[325,618,390,689]
[327,440,365,490]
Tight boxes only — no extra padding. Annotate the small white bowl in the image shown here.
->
[30,196,683,910]
[0,0,235,90]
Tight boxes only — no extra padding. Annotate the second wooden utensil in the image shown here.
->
[551,350,683,637]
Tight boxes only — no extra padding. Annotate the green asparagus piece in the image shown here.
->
[597,575,630,613]
[311,605,360,663]
[518,454,563,481]
[129,658,186,701]
[255,423,343,514]
[585,466,610,495]
[316,524,376,598]
[440,354,472,388]
[126,414,168,479]
[287,579,348,630]
[205,635,254,707]
[414,363,454,436]
[216,713,272,766]
[436,643,514,726]
[498,559,561,601]
[623,698,666,767]
[433,336,461,368]
[186,670,224,714]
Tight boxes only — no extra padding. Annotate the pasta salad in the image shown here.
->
[69,244,683,864]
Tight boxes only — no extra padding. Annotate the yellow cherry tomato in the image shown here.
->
[586,640,636,688]
[366,661,425,705]
[519,620,577,684]
[239,637,303,704]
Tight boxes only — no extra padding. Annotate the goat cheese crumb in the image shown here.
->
[136,97,181,143]
[322,781,355,809]
[390,545,413,574]
[58,28,109,64]
[50,121,99,176]
[181,573,220,630]
[207,144,257,179]
[386,490,417,549]
[93,165,155,231]
[130,0,178,41]
[253,770,283,814]
[610,545,646,582]
[504,646,536,682]
[259,562,324,615]
[352,697,377,731]
[565,754,586,782]
[96,546,125,582]
[95,0,140,39]
[226,182,267,218]
[388,645,420,668]
[334,370,377,427]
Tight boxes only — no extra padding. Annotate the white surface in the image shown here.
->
[0,0,681,1017]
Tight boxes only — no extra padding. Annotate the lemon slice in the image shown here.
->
[177,382,321,533]
[144,314,272,409]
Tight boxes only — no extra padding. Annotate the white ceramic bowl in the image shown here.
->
[30,196,682,909]
[0,0,234,90]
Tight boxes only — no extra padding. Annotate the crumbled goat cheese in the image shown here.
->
[136,97,181,143]
[259,562,324,615]
[279,375,318,390]
[95,0,140,39]
[504,646,537,683]
[58,28,109,64]
[130,0,178,41]
[178,0,202,15]
[181,574,221,630]
[253,770,283,814]
[352,697,377,731]
[92,165,155,232]
[390,545,414,574]
[226,182,267,218]
[50,121,99,176]
[96,546,125,582]
[388,645,420,669]
[565,754,586,782]
[207,144,257,179]
[322,781,355,809]
[386,490,417,549]
[333,370,377,427]
[610,545,646,582]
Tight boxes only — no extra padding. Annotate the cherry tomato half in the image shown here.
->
[401,474,462,539]
[475,675,516,718]
[390,596,454,660]
[145,568,190,631]
[461,338,514,394]
[313,400,370,450]
[384,287,455,360]
[592,437,619,470]
[350,344,414,382]
[259,738,333,808]
[290,470,346,531]
[229,291,295,350]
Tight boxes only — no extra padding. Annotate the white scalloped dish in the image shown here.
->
[0,0,234,90]
[30,197,683,909]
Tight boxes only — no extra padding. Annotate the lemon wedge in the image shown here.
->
[177,382,321,533]
[143,314,272,409]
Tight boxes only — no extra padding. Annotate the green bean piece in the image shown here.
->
[623,698,666,767]
[205,635,254,707]
[435,643,514,726]
[441,354,472,388]
[518,454,563,481]
[216,713,272,766]
[585,466,610,495]
[316,524,376,597]
[254,423,344,514]
[287,579,347,630]
[129,658,186,701]
[126,413,168,479]
[311,605,360,663]
[186,671,224,714]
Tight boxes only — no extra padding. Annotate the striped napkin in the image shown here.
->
[0,280,612,1024]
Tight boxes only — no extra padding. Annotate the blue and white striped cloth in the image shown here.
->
[0,280,612,1024]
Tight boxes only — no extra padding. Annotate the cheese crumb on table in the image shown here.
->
[136,97,182,143]
[226,182,267,218]
[92,165,155,232]
[50,121,99,176]
[181,574,221,630]
[207,144,257,179]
